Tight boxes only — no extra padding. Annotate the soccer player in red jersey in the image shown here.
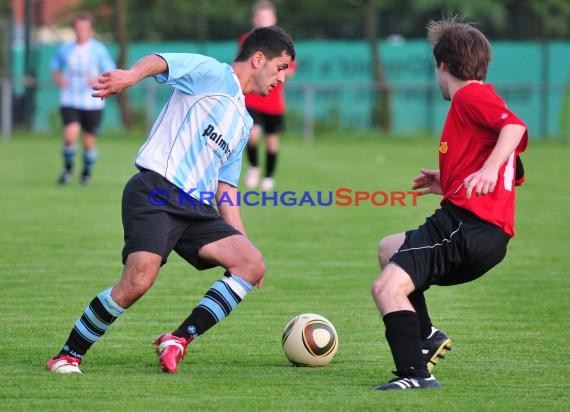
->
[240,1,297,191]
[372,16,528,391]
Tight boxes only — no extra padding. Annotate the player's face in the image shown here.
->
[74,20,93,44]
[253,8,277,28]
[254,52,291,96]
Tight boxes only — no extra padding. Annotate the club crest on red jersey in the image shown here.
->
[439,141,448,154]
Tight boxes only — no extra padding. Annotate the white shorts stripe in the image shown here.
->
[397,222,462,254]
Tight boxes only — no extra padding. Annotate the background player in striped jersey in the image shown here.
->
[240,1,297,191]
[46,26,295,374]
[371,16,528,391]
[51,12,116,186]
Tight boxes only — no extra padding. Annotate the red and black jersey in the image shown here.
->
[439,82,528,237]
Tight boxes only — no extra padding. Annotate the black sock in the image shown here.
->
[82,148,97,176]
[62,145,76,171]
[408,290,433,340]
[59,288,124,359]
[247,146,258,167]
[173,306,216,340]
[173,273,253,341]
[383,310,429,377]
[266,151,277,178]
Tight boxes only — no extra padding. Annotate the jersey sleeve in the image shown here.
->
[95,42,116,72]
[460,93,524,132]
[457,87,528,154]
[50,44,68,72]
[153,53,224,95]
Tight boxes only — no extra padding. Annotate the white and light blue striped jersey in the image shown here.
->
[135,53,253,204]
[50,39,116,110]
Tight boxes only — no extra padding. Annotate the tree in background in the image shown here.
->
[362,0,391,132]
[113,0,134,129]
[0,1,9,78]
[61,0,569,41]
[24,0,570,131]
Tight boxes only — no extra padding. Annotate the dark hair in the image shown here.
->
[235,26,295,62]
[427,18,491,81]
[72,12,93,26]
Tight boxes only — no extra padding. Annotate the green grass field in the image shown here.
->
[1,131,569,411]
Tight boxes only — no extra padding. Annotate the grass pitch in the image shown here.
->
[0,131,568,411]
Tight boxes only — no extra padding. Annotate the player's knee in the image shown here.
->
[371,275,387,299]
[371,269,404,302]
[113,273,156,309]
[237,249,266,285]
[252,253,266,282]
[124,271,157,298]
[121,254,161,299]
[371,277,381,300]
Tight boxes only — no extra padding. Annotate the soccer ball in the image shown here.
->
[281,313,338,366]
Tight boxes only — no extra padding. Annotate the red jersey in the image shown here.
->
[239,32,296,115]
[439,83,528,237]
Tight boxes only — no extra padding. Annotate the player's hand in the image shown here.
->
[91,70,136,99]
[412,168,442,195]
[54,73,67,88]
[463,166,498,198]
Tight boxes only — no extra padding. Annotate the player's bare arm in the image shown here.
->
[464,124,527,198]
[52,70,66,88]
[92,54,168,99]
[216,182,246,236]
[412,168,442,195]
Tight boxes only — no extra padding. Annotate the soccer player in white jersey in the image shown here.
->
[46,26,295,375]
[51,12,116,186]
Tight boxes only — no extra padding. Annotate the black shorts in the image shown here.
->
[248,108,284,134]
[121,170,241,269]
[390,201,511,291]
[61,107,103,135]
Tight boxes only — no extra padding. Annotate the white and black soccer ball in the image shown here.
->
[281,313,338,366]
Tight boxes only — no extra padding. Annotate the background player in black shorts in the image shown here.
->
[50,12,115,186]
[240,1,297,191]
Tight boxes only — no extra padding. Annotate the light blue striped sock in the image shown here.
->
[82,148,98,175]
[174,273,253,339]
[197,273,253,322]
[62,144,77,170]
[63,288,126,357]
